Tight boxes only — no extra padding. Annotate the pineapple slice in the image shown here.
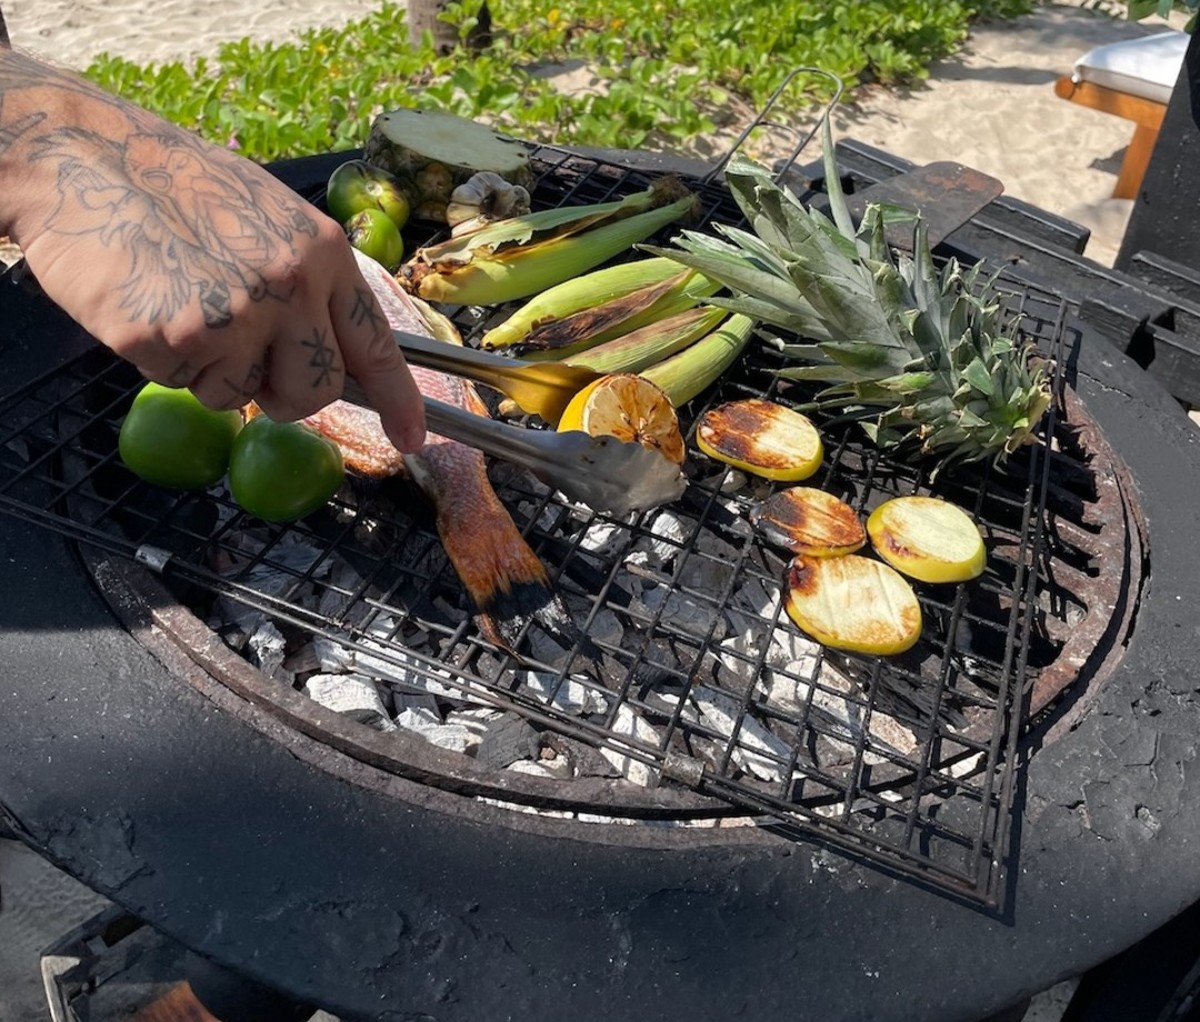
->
[752,487,866,557]
[784,555,922,656]
[867,496,986,584]
[695,398,822,481]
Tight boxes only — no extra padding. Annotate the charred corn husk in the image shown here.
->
[561,306,728,374]
[510,267,721,360]
[482,256,701,351]
[639,313,756,407]
[399,180,697,307]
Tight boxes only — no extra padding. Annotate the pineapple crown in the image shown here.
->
[641,116,1052,478]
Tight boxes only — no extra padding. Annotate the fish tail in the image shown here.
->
[434,494,578,653]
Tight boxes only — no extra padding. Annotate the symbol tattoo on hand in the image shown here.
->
[222,362,263,405]
[301,327,342,388]
[349,287,389,345]
[166,360,194,387]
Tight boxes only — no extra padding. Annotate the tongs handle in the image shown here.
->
[421,396,564,469]
[392,330,598,425]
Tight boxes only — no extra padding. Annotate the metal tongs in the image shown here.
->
[342,331,687,516]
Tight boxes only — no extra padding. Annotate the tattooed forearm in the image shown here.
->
[0,47,320,335]
[301,327,343,389]
[0,110,44,158]
[0,47,417,435]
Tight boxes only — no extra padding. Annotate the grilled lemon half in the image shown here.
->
[558,372,686,465]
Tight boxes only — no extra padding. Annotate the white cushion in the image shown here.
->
[1072,30,1188,105]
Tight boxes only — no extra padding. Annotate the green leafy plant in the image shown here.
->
[1127,0,1199,30]
[84,0,1037,163]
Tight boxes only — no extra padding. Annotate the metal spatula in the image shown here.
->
[341,381,687,517]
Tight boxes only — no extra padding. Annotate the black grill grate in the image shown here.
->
[0,144,1073,906]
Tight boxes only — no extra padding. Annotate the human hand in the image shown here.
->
[0,50,426,452]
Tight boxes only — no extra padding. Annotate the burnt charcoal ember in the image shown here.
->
[558,736,623,779]
[476,712,540,769]
[524,600,622,668]
[638,580,728,641]
[533,735,573,779]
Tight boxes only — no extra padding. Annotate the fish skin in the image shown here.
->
[304,250,577,654]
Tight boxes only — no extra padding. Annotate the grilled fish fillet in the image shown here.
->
[303,250,576,654]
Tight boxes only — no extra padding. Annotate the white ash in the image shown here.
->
[477,794,575,819]
[638,582,727,641]
[944,749,987,779]
[443,707,506,750]
[793,667,918,763]
[395,707,476,753]
[690,684,792,784]
[304,672,396,732]
[624,509,689,570]
[506,760,562,779]
[720,469,748,493]
[753,660,824,715]
[247,620,288,680]
[518,671,610,716]
[722,575,825,668]
[312,625,463,700]
[600,704,661,787]
[575,812,637,825]
[572,518,629,558]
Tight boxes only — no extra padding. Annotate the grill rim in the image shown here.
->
[0,141,1138,909]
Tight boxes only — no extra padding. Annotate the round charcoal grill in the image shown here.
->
[0,146,1196,1022]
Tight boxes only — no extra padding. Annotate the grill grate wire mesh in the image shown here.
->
[0,143,1072,906]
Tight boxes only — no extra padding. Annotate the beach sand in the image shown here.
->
[2,1,1187,265]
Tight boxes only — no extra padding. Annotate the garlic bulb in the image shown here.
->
[446,171,532,234]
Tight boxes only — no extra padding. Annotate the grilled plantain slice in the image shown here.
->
[752,486,866,557]
[784,554,922,656]
[695,398,823,481]
[867,496,986,584]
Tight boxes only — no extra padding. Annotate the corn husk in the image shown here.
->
[639,313,756,407]
[399,179,697,307]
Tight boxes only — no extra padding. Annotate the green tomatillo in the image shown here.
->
[228,415,345,523]
[118,381,242,490]
[344,207,405,272]
[326,159,412,231]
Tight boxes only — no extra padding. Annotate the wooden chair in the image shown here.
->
[1054,30,1188,200]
